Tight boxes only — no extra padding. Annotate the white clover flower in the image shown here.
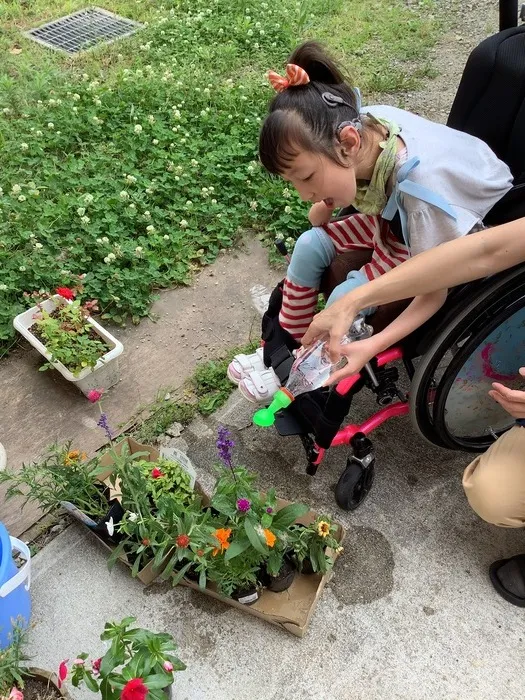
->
[48,122,54,129]
[216,213,222,218]
[209,186,214,192]
[0,284,7,291]
[179,219,188,228]
[29,189,40,196]
[92,116,103,125]
[250,201,258,211]
[134,124,143,134]
[163,234,169,240]
[174,176,180,182]
[18,195,26,202]
[255,21,261,28]
[152,139,159,145]
[143,210,151,219]
[36,130,43,137]
[145,187,153,194]
[135,246,143,254]
[146,225,156,233]
[185,200,193,208]
[0,187,3,195]
[72,93,81,101]
[77,207,86,216]
[147,115,155,124]
[129,203,136,209]
[102,236,109,243]
[20,143,29,151]
[126,175,137,184]
[83,193,94,204]
[3,107,11,115]
[284,205,292,214]
[72,107,78,113]
[11,184,21,195]
[211,198,217,205]
[96,238,103,244]
[203,87,210,95]
[254,43,259,50]
[200,110,207,118]
[48,98,56,106]
[191,159,198,167]
[120,191,129,200]
[80,216,90,224]
[282,188,291,198]
[180,138,186,144]
[34,242,43,249]
[94,99,102,106]
[259,29,265,35]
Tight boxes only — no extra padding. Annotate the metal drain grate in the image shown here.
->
[25,7,142,54]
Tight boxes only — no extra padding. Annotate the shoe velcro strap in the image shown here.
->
[269,344,294,384]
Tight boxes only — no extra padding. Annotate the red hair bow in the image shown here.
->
[268,63,310,92]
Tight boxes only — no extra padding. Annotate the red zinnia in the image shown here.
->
[142,538,150,547]
[56,287,76,300]
[87,389,103,403]
[151,467,163,479]
[175,534,190,548]
[121,678,149,700]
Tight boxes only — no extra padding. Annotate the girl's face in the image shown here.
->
[282,150,357,209]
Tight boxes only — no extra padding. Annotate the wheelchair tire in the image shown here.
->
[334,457,375,511]
[410,265,525,451]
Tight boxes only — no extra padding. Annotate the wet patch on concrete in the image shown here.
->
[329,526,395,605]
[188,589,229,616]
[142,580,173,597]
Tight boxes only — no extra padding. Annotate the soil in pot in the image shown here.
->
[183,564,200,583]
[260,556,296,592]
[230,585,260,606]
[22,676,62,700]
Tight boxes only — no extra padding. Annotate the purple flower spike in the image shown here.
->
[216,425,235,467]
[97,413,113,441]
[237,498,251,513]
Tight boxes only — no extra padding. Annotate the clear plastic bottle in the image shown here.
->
[253,316,373,427]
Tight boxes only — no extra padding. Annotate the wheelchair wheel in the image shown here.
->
[335,457,375,511]
[410,265,525,451]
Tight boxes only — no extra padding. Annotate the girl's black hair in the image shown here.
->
[259,42,361,174]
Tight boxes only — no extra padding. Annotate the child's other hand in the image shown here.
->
[308,201,336,227]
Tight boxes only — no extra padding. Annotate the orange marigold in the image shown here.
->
[212,528,232,556]
[263,529,276,548]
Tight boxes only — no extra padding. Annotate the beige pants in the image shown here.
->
[463,426,525,527]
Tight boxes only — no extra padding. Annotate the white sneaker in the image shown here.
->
[227,346,266,385]
[238,369,281,404]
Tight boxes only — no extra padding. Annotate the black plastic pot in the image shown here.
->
[183,564,200,583]
[230,585,260,605]
[260,556,296,592]
[92,499,125,545]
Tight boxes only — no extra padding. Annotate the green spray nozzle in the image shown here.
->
[253,388,293,427]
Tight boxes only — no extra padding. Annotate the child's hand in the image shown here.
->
[308,201,336,227]
[325,336,381,386]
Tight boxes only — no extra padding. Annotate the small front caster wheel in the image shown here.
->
[334,457,375,511]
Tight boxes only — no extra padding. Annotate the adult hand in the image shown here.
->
[308,201,336,227]
[301,294,359,363]
[489,368,525,419]
[324,336,381,386]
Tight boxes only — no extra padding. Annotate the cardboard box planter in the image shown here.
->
[63,437,208,585]
[177,498,345,638]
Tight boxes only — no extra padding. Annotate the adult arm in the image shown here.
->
[302,218,525,361]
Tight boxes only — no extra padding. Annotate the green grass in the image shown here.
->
[0,0,438,356]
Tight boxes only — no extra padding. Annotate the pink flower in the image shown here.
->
[73,658,85,666]
[57,660,68,688]
[163,661,173,672]
[87,389,103,403]
[9,688,24,700]
[151,467,163,479]
[91,658,102,675]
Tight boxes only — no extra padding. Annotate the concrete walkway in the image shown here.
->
[26,393,525,700]
[0,239,281,536]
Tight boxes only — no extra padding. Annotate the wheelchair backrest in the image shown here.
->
[447,24,525,184]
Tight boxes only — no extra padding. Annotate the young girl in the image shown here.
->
[228,41,513,403]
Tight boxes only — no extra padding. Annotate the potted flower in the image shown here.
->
[13,285,123,396]
[290,516,344,575]
[0,624,71,700]
[61,617,185,700]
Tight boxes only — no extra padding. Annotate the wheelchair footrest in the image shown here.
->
[274,409,307,436]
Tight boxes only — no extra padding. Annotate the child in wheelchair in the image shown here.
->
[228,41,513,403]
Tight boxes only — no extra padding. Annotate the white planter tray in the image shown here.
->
[13,295,123,396]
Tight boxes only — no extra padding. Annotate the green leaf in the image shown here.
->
[244,518,267,555]
[224,537,249,561]
[106,540,127,571]
[171,561,192,586]
[271,503,309,530]
[83,672,100,693]
[144,673,173,690]
[198,568,207,590]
